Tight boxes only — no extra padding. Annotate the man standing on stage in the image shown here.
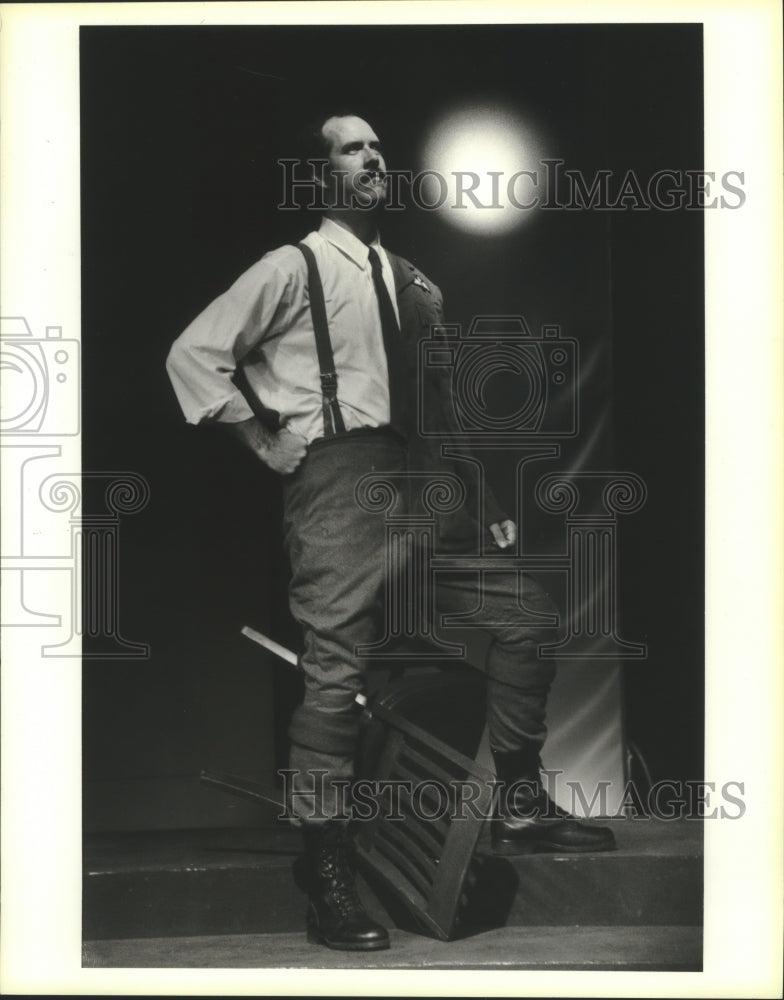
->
[167,111,615,952]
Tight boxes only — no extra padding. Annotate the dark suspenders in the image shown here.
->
[297,242,347,438]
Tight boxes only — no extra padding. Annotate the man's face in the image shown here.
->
[320,115,388,210]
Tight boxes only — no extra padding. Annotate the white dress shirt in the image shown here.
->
[166,217,400,444]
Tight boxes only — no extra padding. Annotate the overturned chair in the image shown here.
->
[204,625,496,942]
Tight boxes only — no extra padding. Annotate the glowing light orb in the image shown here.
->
[420,105,543,236]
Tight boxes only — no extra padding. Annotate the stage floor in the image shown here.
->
[83,816,703,970]
[83,923,702,971]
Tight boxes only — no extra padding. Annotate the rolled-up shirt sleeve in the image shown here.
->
[166,253,295,425]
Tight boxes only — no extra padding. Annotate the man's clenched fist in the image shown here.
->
[261,427,308,475]
[227,418,308,475]
[489,519,517,549]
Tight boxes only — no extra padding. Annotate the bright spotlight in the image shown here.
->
[420,104,543,236]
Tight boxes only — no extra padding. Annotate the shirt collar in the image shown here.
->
[318,216,381,270]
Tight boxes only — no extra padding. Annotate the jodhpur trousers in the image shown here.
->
[282,429,560,822]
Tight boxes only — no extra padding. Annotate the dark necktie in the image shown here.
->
[367,247,408,438]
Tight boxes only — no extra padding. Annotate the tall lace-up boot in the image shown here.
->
[302,821,390,951]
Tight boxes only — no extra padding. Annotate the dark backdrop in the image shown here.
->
[81,24,703,830]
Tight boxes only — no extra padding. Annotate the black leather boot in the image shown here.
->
[492,747,617,855]
[302,821,390,951]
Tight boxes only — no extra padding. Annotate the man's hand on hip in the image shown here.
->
[261,427,308,474]
[227,417,307,475]
[489,519,517,549]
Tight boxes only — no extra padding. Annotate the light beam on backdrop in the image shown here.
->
[416,106,626,820]
[420,104,544,236]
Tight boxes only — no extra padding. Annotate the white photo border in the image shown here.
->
[1,2,782,996]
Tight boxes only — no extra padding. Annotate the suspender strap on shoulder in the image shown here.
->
[297,242,346,437]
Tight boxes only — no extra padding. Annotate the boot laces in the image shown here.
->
[319,842,364,917]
